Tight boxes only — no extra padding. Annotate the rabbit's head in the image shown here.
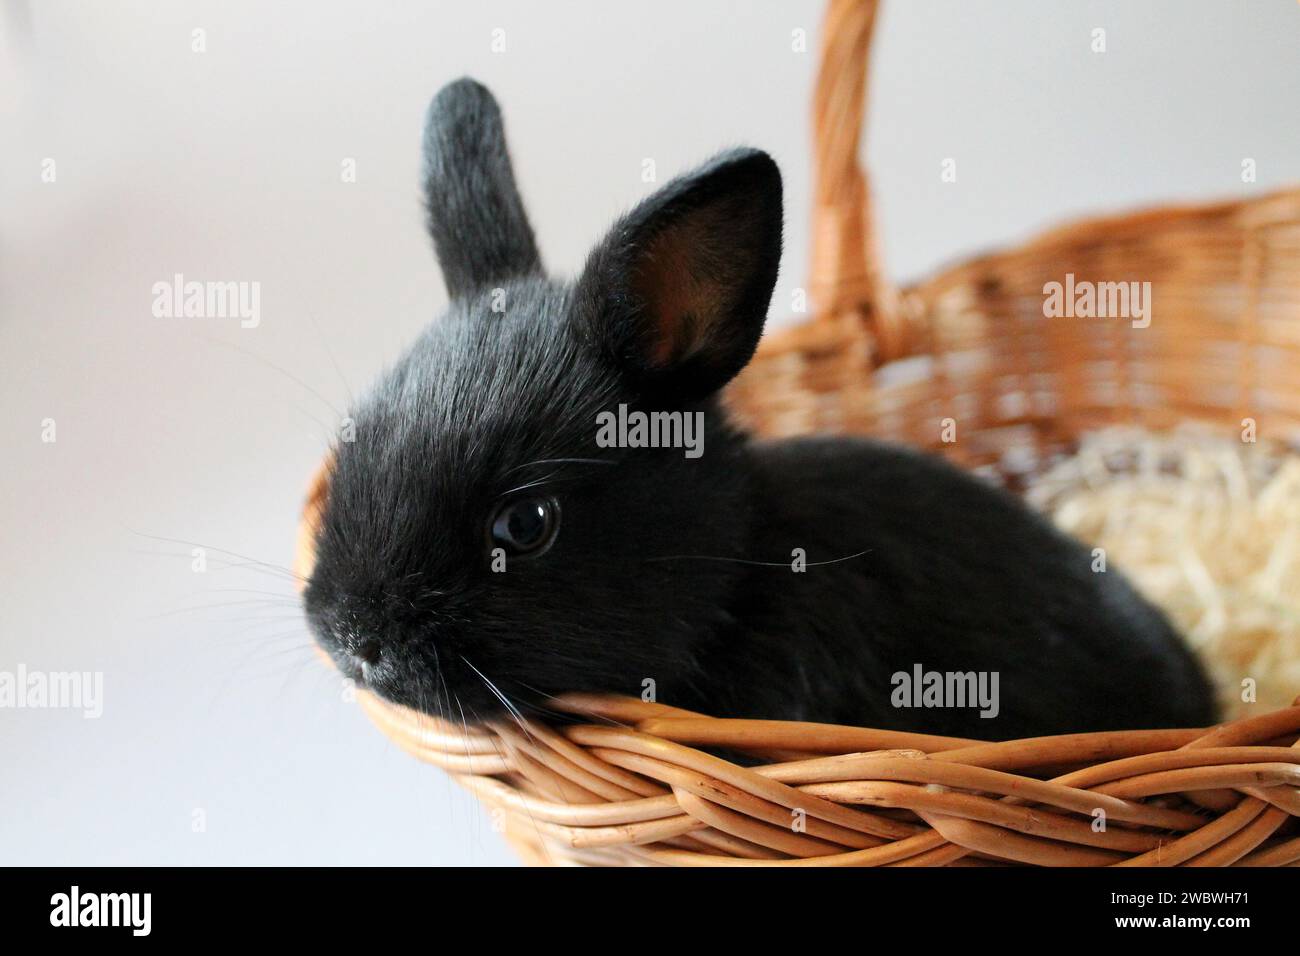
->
[303,78,782,720]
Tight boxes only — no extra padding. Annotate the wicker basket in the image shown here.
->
[295,0,1300,866]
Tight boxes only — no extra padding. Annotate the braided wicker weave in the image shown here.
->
[295,0,1300,865]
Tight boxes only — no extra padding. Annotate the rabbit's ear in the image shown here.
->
[422,78,542,299]
[575,149,782,400]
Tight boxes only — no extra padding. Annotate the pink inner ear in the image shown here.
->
[631,218,726,367]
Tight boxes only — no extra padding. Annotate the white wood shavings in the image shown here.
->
[1025,426,1300,717]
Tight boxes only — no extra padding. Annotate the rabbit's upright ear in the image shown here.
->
[422,78,542,299]
[575,149,782,400]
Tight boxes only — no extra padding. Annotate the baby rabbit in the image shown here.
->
[302,78,1216,740]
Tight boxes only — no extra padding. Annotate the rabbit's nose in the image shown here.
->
[354,640,382,667]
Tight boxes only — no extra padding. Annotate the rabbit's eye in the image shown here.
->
[489,496,560,557]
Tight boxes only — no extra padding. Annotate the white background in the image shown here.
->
[2,0,1298,865]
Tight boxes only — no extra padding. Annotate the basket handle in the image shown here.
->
[809,0,905,361]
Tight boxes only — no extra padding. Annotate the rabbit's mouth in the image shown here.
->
[310,625,538,725]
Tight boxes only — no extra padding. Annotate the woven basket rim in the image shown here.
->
[346,684,1300,867]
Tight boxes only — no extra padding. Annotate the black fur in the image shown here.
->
[302,78,1217,738]
[573,147,782,400]
[422,78,542,298]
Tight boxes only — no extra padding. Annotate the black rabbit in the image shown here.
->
[302,78,1216,739]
